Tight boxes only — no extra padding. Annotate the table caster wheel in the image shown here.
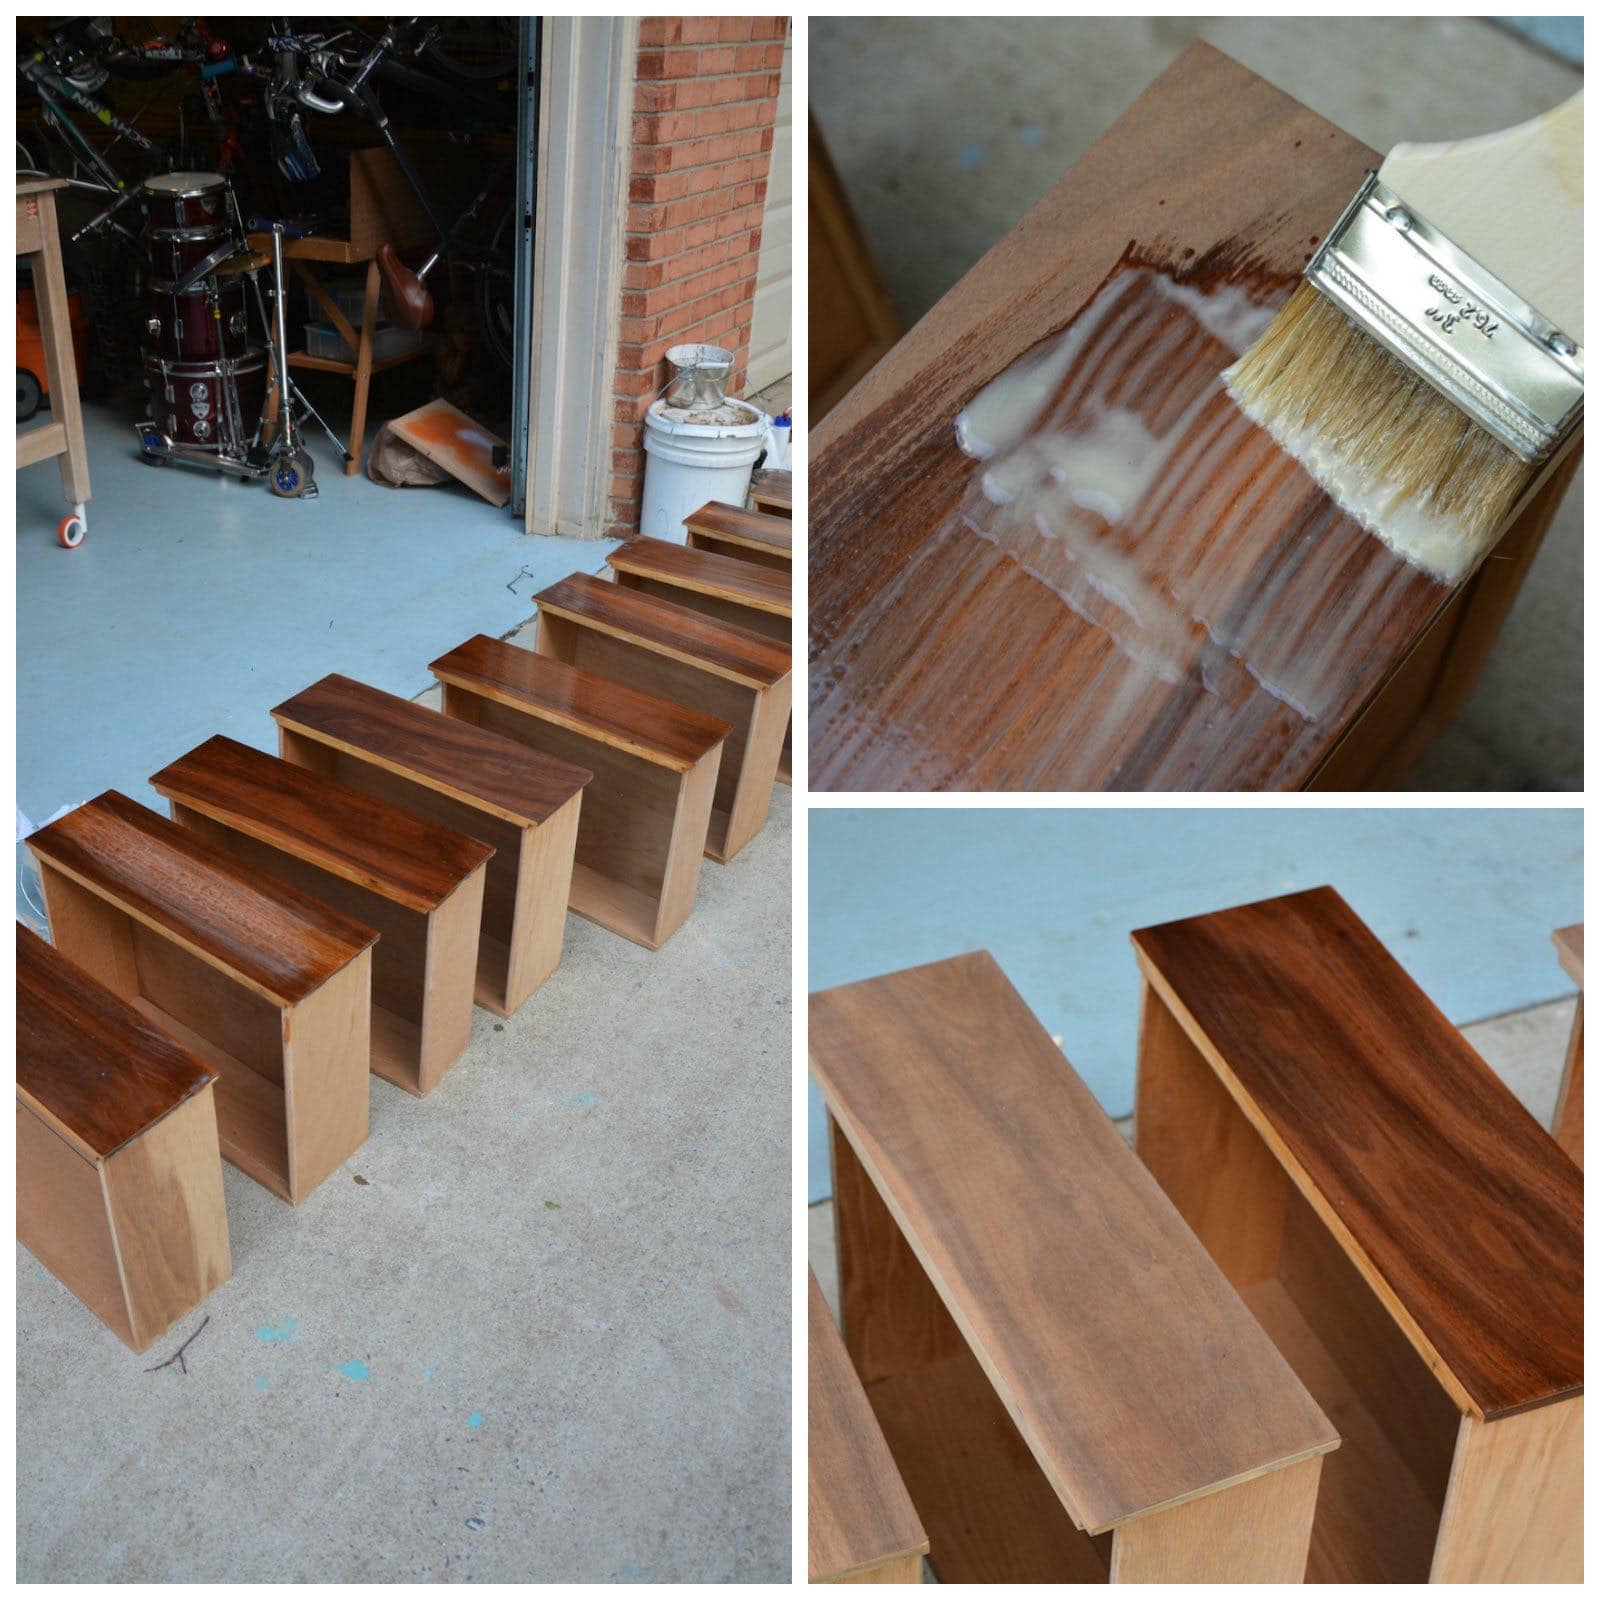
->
[57,512,86,549]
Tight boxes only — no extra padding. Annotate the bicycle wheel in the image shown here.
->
[474,199,518,376]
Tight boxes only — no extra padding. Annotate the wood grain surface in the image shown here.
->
[272,674,591,826]
[806,42,1509,792]
[27,791,378,1008]
[809,950,1337,1534]
[533,574,791,690]
[432,636,731,772]
[1132,885,1583,1420]
[1554,923,1584,984]
[151,735,493,914]
[18,923,217,1162]
[607,536,792,617]
[750,472,793,516]
[1551,923,1583,1167]
[809,1270,929,1582]
[685,500,793,557]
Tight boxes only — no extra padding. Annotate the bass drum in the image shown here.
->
[144,278,250,364]
[141,171,230,233]
[143,348,267,455]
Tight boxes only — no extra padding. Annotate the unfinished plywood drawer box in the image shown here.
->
[430,636,729,950]
[685,500,793,569]
[531,574,790,864]
[607,535,791,643]
[150,735,492,1098]
[809,1269,928,1583]
[27,792,376,1206]
[809,951,1338,1583]
[1133,887,1583,1583]
[272,674,591,1018]
[18,924,231,1352]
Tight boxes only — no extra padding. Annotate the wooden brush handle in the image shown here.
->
[1379,92,1582,341]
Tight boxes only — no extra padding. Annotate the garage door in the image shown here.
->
[745,36,792,393]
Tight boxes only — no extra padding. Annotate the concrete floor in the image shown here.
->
[19,786,791,1583]
[812,18,1583,790]
[810,990,1578,1321]
[17,376,792,1578]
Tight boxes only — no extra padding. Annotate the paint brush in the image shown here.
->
[1224,92,1582,583]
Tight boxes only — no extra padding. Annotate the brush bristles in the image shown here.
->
[1223,281,1532,583]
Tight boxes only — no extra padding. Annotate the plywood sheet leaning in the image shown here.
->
[808,43,1579,791]
[389,399,510,506]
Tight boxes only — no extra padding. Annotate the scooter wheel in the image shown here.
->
[270,454,311,499]
[57,512,86,549]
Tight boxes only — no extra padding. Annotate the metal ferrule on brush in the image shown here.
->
[1304,174,1583,462]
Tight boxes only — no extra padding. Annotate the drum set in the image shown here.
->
[136,171,346,497]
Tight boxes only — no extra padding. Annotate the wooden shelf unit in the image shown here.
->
[1551,924,1583,1166]
[684,500,792,570]
[1132,887,1583,1582]
[809,1269,928,1583]
[271,675,590,1018]
[809,951,1337,1583]
[531,574,790,864]
[431,636,728,950]
[151,735,492,1098]
[18,925,231,1352]
[27,792,376,1206]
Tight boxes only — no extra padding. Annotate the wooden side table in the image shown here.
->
[1133,887,1583,1582]
[809,1270,928,1583]
[810,951,1337,1583]
[1551,924,1583,1165]
[17,179,91,546]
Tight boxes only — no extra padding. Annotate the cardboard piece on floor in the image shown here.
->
[388,400,510,506]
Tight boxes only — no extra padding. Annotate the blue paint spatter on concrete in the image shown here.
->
[955,142,986,170]
[334,1360,370,1382]
[618,1561,655,1582]
[253,1316,298,1345]
[467,1412,483,1429]
[565,1091,597,1108]
[465,1516,486,1532]
[254,1376,268,1394]
[1018,123,1045,147]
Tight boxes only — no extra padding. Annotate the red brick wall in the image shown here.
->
[609,16,788,538]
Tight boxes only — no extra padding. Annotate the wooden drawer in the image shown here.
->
[810,951,1336,1582]
[27,792,375,1206]
[18,925,231,1352]
[1133,887,1583,1581]
[151,735,492,1097]
[531,574,790,864]
[272,674,590,1018]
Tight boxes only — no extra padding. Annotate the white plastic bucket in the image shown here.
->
[639,398,767,543]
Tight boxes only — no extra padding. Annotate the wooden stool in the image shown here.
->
[150,735,492,1098]
[685,500,792,571]
[810,951,1337,1583]
[750,471,792,518]
[1133,887,1583,1582]
[18,925,231,1352]
[17,179,90,543]
[531,574,790,864]
[809,1269,928,1583]
[271,674,590,1017]
[1551,924,1583,1165]
[430,636,729,950]
[27,792,376,1206]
